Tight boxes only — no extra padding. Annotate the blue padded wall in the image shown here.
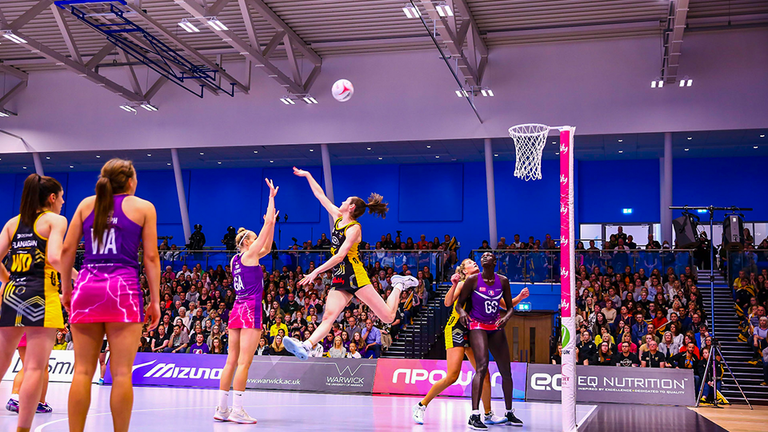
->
[398,164,463,222]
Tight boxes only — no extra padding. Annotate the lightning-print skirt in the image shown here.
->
[70,264,144,324]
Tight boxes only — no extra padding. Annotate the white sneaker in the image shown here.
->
[228,407,257,424]
[392,275,419,291]
[213,406,231,422]
[283,337,310,360]
[483,410,507,425]
[412,403,426,424]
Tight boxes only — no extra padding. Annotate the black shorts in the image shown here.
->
[331,260,371,295]
[444,314,469,350]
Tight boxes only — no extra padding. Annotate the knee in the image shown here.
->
[445,371,461,383]
[475,363,489,377]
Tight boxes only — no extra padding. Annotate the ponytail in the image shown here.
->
[349,193,388,220]
[93,158,134,246]
[19,173,62,227]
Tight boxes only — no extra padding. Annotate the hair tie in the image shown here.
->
[237,230,252,248]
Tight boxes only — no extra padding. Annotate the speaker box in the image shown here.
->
[673,214,699,248]
[723,215,744,251]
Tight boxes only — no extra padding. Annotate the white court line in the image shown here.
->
[577,405,598,427]
[33,403,375,432]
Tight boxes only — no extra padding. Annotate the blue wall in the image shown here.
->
[2,156,766,256]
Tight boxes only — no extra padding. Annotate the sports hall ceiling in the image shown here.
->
[0,129,766,173]
[0,0,766,73]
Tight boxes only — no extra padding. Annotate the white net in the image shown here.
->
[508,123,550,181]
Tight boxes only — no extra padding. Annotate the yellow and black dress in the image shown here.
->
[330,217,371,294]
[444,299,470,349]
[0,212,64,328]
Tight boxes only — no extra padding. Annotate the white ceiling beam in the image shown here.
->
[237,0,260,49]
[50,4,82,63]
[207,0,232,16]
[85,43,117,70]
[176,0,306,94]
[12,31,145,103]
[244,0,321,66]
[262,30,285,58]
[125,2,249,93]
[662,0,690,83]
[0,81,27,110]
[0,64,29,81]
[8,0,53,31]
[143,76,168,101]
[118,49,143,96]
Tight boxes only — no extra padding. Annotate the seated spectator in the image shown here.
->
[328,336,347,358]
[151,325,170,353]
[269,335,289,356]
[630,313,648,345]
[596,342,614,366]
[551,344,562,364]
[752,316,768,360]
[641,341,665,368]
[187,333,210,354]
[594,327,615,350]
[576,331,597,365]
[346,342,362,359]
[165,324,189,353]
[658,331,681,361]
[619,332,638,354]
[256,337,269,356]
[674,342,699,372]
[697,347,723,403]
[638,334,655,357]
[680,333,700,357]
[270,316,289,340]
[360,319,382,359]
[53,331,71,350]
[613,341,640,367]
[210,336,226,354]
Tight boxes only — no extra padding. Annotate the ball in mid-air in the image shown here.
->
[331,79,354,102]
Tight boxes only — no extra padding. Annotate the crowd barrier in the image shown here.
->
[99,354,697,406]
[1,350,100,384]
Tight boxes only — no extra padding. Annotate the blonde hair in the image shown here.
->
[454,258,475,281]
[235,227,255,251]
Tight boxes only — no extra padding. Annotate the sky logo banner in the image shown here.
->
[373,359,527,400]
[105,352,226,388]
[245,357,377,394]
[526,364,696,405]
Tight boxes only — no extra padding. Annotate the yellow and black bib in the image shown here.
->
[330,217,371,293]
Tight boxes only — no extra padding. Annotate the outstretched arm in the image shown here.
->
[244,179,278,261]
[297,224,360,287]
[293,167,341,220]
[455,274,478,327]
[258,211,279,258]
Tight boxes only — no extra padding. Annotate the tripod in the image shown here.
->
[670,205,753,410]
[695,338,752,409]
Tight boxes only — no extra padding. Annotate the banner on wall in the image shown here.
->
[105,352,225,388]
[245,357,377,394]
[373,359,527,400]
[2,350,100,384]
[525,364,696,406]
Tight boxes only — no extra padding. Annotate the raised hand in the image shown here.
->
[266,178,279,197]
[450,273,462,285]
[293,167,310,178]
[519,287,530,300]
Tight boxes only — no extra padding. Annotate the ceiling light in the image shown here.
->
[96,155,101,158]
[141,103,158,111]
[684,148,689,151]
[494,153,499,157]
[147,153,151,157]
[200,152,204,155]
[167,162,172,166]
[435,155,440,159]
[253,150,258,154]
[402,4,420,18]
[754,146,759,149]
[367,147,371,151]
[436,3,453,17]
[2,31,27,44]
[69,165,74,169]
[46,156,50,160]
[760,134,765,138]
[487,90,494,97]
[206,17,228,31]
[378,157,383,160]
[309,149,314,152]
[618,150,624,154]
[270,160,274,163]
[0,111,10,118]
[618,139,623,142]
[679,76,693,87]
[218,161,222,164]
[178,19,199,33]
[455,90,463,97]
[555,152,559,155]
[23,166,27,170]
[280,97,295,105]
[426,145,431,149]
[651,79,664,88]
[302,96,318,104]
[480,88,494,97]
[687,137,692,140]
[119,105,137,113]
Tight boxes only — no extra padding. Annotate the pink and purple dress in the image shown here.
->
[468,274,503,331]
[70,195,144,324]
[227,254,263,329]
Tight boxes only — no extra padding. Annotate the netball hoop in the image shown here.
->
[509,123,577,432]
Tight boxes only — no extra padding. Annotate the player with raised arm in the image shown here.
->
[282,167,418,360]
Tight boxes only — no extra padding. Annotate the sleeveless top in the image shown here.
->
[468,274,503,325]
[8,211,58,291]
[82,195,142,270]
[331,217,363,270]
[231,253,264,302]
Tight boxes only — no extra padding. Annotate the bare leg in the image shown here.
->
[68,323,104,432]
[421,347,465,406]
[466,347,494,414]
[307,290,352,346]
[468,330,490,411]
[17,328,56,431]
[104,322,143,432]
[356,284,402,323]
[11,346,25,395]
[232,328,262,392]
[219,328,240,393]
[487,330,514,411]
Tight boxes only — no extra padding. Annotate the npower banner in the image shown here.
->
[526,364,696,406]
[373,359,527,400]
[245,357,377,394]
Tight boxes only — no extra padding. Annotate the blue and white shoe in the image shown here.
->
[36,402,53,413]
[483,411,507,425]
[283,337,310,360]
[391,275,419,291]
[6,398,18,413]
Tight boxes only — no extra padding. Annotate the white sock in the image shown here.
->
[10,394,19,401]
[233,391,244,410]
[303,340,313,350]
[472,410,481,416]
[506,409,514,415]
[218,390,229,409]
[394,283,404,291]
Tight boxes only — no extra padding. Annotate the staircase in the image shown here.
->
[700,270,768,404]
[383,284,452,358]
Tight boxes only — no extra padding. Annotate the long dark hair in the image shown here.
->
[94,158,134,245]
[19,174,62,227]
[350,193,388,219]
